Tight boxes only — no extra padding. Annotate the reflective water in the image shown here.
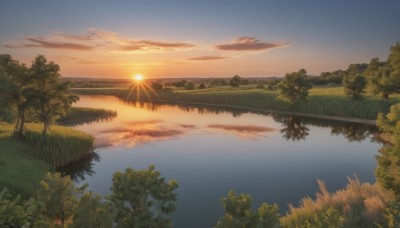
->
[66,95,380,228]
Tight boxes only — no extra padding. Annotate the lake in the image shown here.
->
[64,95,380,228]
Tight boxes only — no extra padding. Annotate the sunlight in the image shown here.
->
[134,74,143,81]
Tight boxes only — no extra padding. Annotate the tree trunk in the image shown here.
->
[382,93,389,99]
[41,122,48,146]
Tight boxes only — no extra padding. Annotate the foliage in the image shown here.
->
[36,172,84,226]
[342,74,367,100]
[183,81,195,90]
[198,83,206,89]
[210,78,227,86]
[0,67,15,123]
[216,191,280,228]
[71,192,114,228]
[0,188,43,227]
[110,165,178,227]
[151,81,163,91]
[30,55,79,144]
[230,75,241,87]
[23,123,94,167]
[278,69,313,102]
[0,54,32,138]
[280,177,389,227]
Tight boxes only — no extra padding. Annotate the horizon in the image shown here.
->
[1,1,400,79]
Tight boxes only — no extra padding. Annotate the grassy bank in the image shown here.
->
[58,107,117,126]
[23,123,94,167]
[0,123,50,197]
[73,86,397,120]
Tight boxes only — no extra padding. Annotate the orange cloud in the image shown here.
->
[215,37,288,51]
[187,56,228,61]
[208,124,276,139]
[121,40,194,51]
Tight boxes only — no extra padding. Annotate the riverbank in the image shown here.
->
[73,86,396,124]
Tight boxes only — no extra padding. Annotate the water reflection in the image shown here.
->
[57,152,100,182]
[96,120,184,148]
[117,100,377,142]
[208,124,276,139]
[271,115,310,141]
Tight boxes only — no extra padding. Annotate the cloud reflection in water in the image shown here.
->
[208,124,276,139]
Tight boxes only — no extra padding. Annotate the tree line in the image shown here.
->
[0,55,77,144]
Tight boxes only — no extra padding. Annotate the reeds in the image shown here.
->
[23,123,94,167]
[280,176,390,227]
[57,107,117,126]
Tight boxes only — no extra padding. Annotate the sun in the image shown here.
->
[133,74,143,81]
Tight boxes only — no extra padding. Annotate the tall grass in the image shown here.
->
[280,177,391,227]
[23,123,94,167]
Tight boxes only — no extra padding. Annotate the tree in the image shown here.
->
[216,191,280,228]
[278,69,312,102]
[30,55,79,144]
[0,68,15,124]
[150,81,163,91]
[36,172,83,226]
[230,75,241,87]
[0,55,32,138]
[184,82,195,90]
[110,165,178,227]
[198,83,206,89]
[366,43,400,99]
[342,74,367,100]
[72,192,114,228]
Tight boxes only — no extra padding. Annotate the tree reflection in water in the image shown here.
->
[57,152,100,182]
[272,114,310,141]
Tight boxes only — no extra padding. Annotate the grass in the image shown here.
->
[57,107,117,126]
[0,123,50,197]
[23,123,94,168]
[280,176,391,227]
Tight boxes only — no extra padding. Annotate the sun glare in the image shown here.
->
[134,74,143,81]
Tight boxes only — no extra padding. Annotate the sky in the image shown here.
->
[1,0,399,79]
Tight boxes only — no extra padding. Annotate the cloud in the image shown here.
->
[121,40,194,51]
[5,37,94,50]
[187,56,228,61]
[208,124,276,139]
[215,37,288,51]
[4,28,195,53]
[179,124,197,129]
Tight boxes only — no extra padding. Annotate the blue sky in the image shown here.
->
[1,0,399,78]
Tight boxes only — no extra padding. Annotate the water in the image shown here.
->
[65,95,380,228]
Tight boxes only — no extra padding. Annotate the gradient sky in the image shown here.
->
[1,0,399,79]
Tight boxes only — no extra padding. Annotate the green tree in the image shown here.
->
[230,75,241,87]
[342,74,367,100]
[0,55,33,138]
[0,188,43,228]
[110,165,178,227]
[0,67,15,124]
[216,191,280,228]
[198,83,206,89]
[30,55,79,144]
[72,192,114,228]
[36,172,83,227]
[278,69,312,102]
[184,82,195,90]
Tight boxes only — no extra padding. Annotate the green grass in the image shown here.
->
[57,107,117,126]
[23,123,94,167]
[0,123,50,197]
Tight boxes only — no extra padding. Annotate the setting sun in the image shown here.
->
[134,74,143,81]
